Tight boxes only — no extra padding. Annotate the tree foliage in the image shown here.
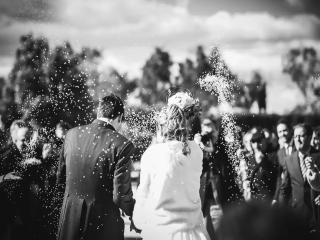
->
[283,47,320,111]
[140,47,172,105]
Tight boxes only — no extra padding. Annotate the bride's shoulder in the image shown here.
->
[143,143,168,157]
[187,140,200,149]
[144,142,166,153]
[187,140,203,154]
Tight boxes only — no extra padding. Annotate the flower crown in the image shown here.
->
[167,92,202,119]
[155,92,202,124]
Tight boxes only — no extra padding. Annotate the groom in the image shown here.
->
[57,93,136,240]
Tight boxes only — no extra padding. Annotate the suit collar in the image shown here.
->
[92,119,115,131]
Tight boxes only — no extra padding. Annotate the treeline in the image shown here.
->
[0,33,319,129]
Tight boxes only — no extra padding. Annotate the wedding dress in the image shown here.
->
[133,140,210,240]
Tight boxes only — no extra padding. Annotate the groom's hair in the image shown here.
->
[97,93,124,120]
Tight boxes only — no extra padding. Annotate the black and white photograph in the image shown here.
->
[0,0,320,239]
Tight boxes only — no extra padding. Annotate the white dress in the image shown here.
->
[133,140,211,240]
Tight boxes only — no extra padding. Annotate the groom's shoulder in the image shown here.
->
[66,124,90,136]
[109,131,134,148]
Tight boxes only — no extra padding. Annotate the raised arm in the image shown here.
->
[305,156,320,191]
[113,142,135,216]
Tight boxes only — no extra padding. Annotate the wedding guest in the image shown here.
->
[262,128,279,152]
[194,118,217,205]
[2,123,47,240]
[273,118,295,204]
[311,126,320,151]
[0,125,31,240]
[279,123,320,239]
[194,117,219,240]
[248,130,278,204]
[55,121,71,140]
[36,127,62,240]
[0,119,26,155]
[242,127,261,157]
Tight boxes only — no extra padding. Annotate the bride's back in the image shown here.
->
[140,140,203,227]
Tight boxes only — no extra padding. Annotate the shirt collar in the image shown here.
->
[284,142,293,149]
[97,117,113,126]
[93,118,115,131]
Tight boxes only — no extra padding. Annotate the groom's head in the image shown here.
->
[97,93,124,131]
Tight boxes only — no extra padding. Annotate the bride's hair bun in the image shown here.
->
[167,92,202,120]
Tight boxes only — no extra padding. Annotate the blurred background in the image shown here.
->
[1,1,320,239]
[0,0,320,129]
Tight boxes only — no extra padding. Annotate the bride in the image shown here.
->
[132,92,210,240]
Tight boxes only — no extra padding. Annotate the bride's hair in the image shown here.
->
[157,104,190,155]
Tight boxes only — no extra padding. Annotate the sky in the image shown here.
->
[0,0,320,114]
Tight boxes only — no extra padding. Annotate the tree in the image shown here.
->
[283,47,320,112]
[9,34,49,104]
[196,46,213,78]
[6,34,50,127]
[48,42,95,126]
[140,47,172,105]
[93,68,137,103]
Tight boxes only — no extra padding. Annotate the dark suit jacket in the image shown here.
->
[279,151,320,229]
[57,119,135,240]
[249,153,278,203]
[274,145,295,201]
[0,143,46,240]
[0,145,25,222]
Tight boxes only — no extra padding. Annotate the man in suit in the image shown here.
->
[0,123,45,240]
[57,93,136,240]
[279,123,320,239]
[273,118,295,203]
[0,124,29,240]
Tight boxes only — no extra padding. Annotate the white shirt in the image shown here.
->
[283,143,292,156]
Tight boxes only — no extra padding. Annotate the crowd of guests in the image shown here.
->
[0,120,71,240]
[1,115,320,240]
[195,117,320,240]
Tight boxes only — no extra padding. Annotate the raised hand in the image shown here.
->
[254,151,264,164]
[315,195,320,205]
[305,156,315,171]
[42,143,53,160]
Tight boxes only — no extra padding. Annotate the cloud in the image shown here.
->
[0,0,320,113]
[1,0,319,53]
[0,0,57,22]
[286,0,306,8]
